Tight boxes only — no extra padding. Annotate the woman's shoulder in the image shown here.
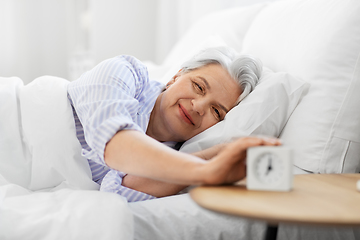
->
[103,55,148,79]
[83,55,148,93]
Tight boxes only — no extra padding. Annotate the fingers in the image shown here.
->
[232,136,281,150]
[260,136,282,146]
[224,160,247,184]
[240,137,281,157]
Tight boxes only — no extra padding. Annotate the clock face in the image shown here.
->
[247,146,293,192]
[253,152,285,186]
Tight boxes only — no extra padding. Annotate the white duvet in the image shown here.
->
[0,76,133,240]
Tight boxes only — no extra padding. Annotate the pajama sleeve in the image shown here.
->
[67,55,150,166]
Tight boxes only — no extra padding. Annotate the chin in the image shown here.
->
[173,129,194,142]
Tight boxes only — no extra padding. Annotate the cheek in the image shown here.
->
[160,89,178,108]
[200,115,218,132]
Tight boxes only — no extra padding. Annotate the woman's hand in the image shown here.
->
[201,137,281,185]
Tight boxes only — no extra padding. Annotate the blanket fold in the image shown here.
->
[0,76,133,240]
[1,76,98,191]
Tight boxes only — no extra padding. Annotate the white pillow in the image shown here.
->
[180,68,307,153]
[163,3,267,67]
[242,0,360,173]
[151,3,267,85]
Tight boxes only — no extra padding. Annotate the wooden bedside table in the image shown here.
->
[190,174,360,240]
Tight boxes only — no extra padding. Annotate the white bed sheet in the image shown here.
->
[0,180,133,240]
[129,193,360,240]
[0,76,133,240]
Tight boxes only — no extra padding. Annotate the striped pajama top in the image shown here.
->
[67,55,165,202]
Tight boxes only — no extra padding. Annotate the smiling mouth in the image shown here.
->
[179,104,195,125]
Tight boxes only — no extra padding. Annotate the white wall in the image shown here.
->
[0,0,278,83]
[0,0,70,83]
[91,0,157,65]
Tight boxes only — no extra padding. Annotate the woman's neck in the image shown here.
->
[146,95,170,142]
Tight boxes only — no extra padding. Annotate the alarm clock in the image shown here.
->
[246,146,293,192]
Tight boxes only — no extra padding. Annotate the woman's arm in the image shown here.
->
[121,176,187,198]
[105,130,281,192]
[105,130,206,185]
[120,143,227,198]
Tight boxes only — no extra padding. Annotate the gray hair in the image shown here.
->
[180,47,262,103]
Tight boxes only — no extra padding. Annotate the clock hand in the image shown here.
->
[266,156,272,175]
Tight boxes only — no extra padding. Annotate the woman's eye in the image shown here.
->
[213,107,221,119]
[194,82,204,93]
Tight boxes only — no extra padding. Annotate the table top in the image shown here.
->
[190,174,360,227]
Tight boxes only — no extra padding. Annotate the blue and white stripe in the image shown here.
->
[100,170,156,202]
[67,55,164,201]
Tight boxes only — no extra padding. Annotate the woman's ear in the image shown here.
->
[165,79,175,89]
[165,69,182,89]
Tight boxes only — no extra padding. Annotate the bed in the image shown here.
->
[1,0,360,239]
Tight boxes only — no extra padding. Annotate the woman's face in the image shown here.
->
[149,63,242,142]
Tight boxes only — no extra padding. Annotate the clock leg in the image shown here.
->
[264,224,278,240]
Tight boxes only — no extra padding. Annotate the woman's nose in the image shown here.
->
[191,99,206,116]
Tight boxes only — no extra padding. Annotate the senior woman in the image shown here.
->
[67,47,280,202]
